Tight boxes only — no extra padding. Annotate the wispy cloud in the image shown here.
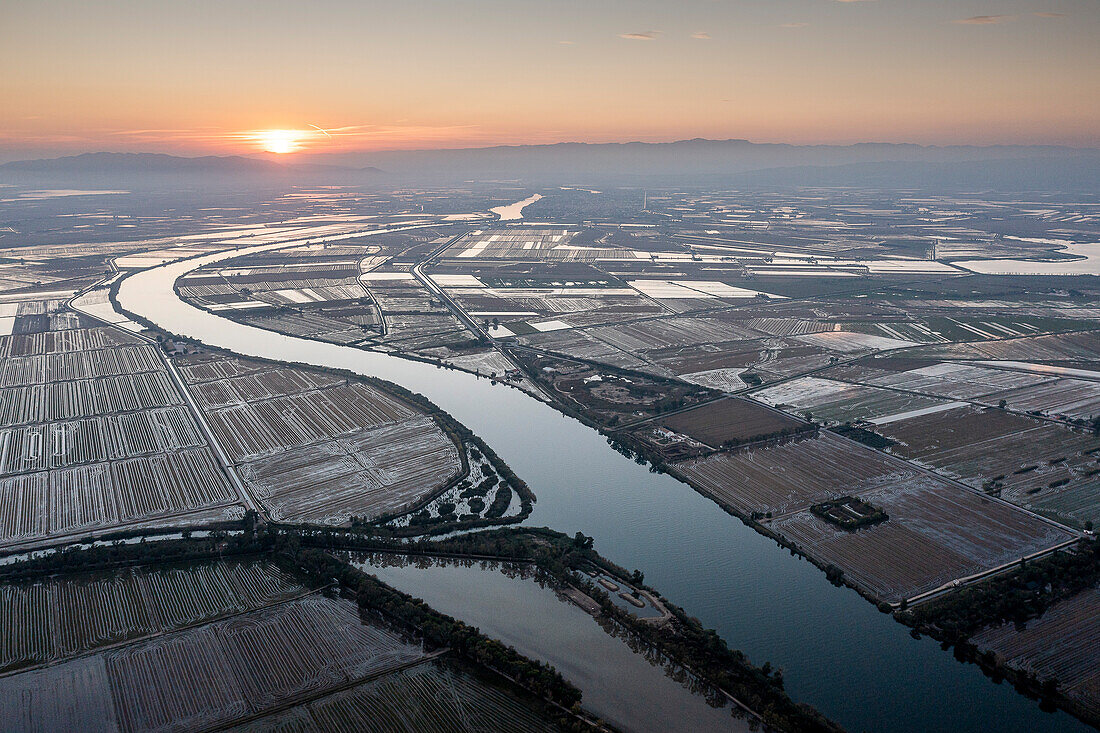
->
[834,0,876,3]
[953,15,1014,25]
[691,31,711,40]
[619,31,660,41]
[558,40,576,45]
[1033,12,1066,18]
[780,22,810,29]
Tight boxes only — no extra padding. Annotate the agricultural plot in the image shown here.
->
[0,447,235,547]
[675,432,898,517]
[875,405,1100,526]
[980,378,1100,421]
[239,416,461,523]
[233,661,559,733]
[658,397,806,448]
[203,382,415,461]
[0,560,303,673]
[105,595,424,732]
[753,376,953,424]
[676,432,1075,602]
[443,227,579,260]
[972,587,1100,721]
[911,331,1100,366]
[862,362,1057,401]
[770,473,1074,603]
[0,593,424,733]
[178,355,464,523]
[0,318,241,550]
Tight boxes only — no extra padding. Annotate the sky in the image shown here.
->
[2,0,1099,161]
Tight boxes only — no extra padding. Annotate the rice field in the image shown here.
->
[104,595,424,733]
[0,560,303,673]
[233,661,559,733]
[659,397,805,448]
[972,587,1100,720]
[771,473,1075,603]
[177,355,463,523]
[0,562,433,733]
[204,382,416,461]
[0,406,206,476]
[239,415,461,523]
[864,362,1057,401]
[753,376,952,424]
[675,432,904,517]
[0,448,236,548]
[677,432,1076,602]
[980,378,1100,421]
[0,303,237,551]
[0,371,182,427]
[876,406,1100,526]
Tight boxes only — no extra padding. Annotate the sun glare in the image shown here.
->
[258,129,302,154]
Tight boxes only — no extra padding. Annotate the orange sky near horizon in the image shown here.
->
[2,0,1098,161]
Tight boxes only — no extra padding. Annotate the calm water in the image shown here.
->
[357,556,751,732]
[116,239,1088,733]
[490,193,542,221]
[957,241,1100,275]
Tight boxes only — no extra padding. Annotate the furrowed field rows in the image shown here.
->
[0,448,236,547]
[585,317,753,352]
[770,471,1076,603]
[177,356,264,384]
[0,344,166,389]
[0,560,304,673]
[233,662,559,733]
[876,406,1100,526]
[677,432,1076,602]
[189,368,344,410]
[676,432,906,516]
[0,407,205,475]
[0,372,182,427]
[973,587,1100,720]
[240,415,461,523]
[0,327,137,359]
[0,656,118,733]
[204,383,415,461]
[102,595,424,732]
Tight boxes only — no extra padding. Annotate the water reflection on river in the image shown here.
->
[115,237,1088,733]
[355,555,751,732]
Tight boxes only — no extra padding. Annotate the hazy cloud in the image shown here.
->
[1033,12,1066,18]
[558,40,576,45]
[833,0,876,3]
[780,22,810,28]
[953,15,1014,25]
[619,31,660,41]
[691,31,711,40]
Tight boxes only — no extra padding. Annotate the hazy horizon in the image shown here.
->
[3,0,1098,163]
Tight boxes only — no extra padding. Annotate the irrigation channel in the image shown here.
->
[116,230,1089,733]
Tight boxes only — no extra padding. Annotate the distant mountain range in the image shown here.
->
[345,138,1100,181]
[2,140,1098,190]
[0,152,380,186]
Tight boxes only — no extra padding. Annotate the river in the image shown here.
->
[115,233,1088,733]
[490,193,543,221]
[356,556,753,732]
[957,241,1100,275]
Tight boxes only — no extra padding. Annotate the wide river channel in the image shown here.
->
[116,231,1088,733]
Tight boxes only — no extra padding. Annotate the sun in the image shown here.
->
[258,129,302,154]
